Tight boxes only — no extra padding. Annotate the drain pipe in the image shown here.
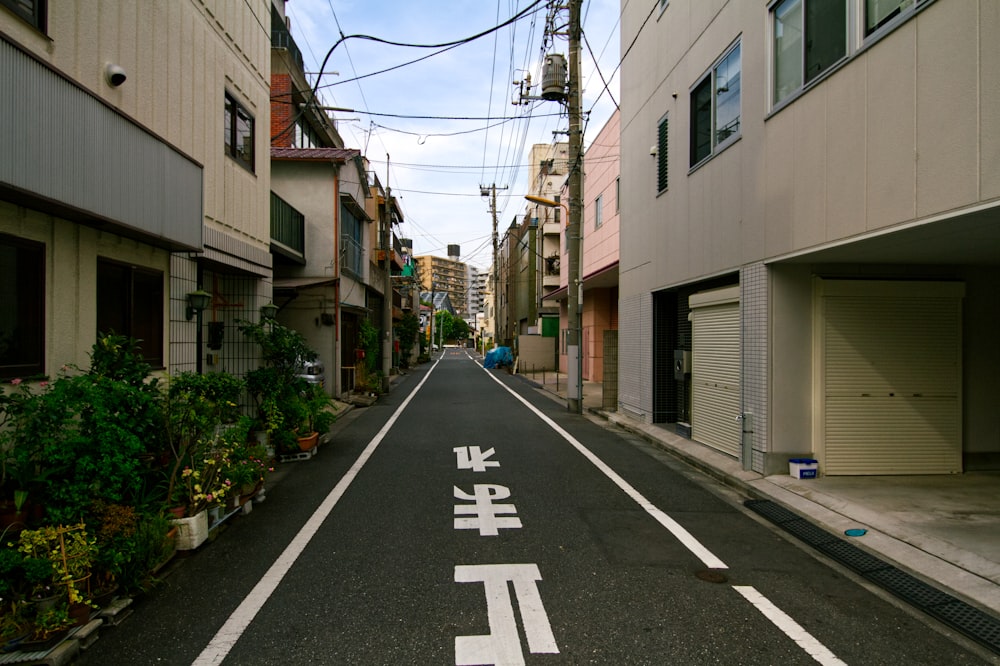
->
[739,412,754,471]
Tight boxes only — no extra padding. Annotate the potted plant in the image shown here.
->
[16,524,97,607]
[302,384,337,440]
[240,320,321,455]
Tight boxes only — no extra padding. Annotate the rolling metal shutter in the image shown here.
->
[820,280,963,475]
[690,286,741,458]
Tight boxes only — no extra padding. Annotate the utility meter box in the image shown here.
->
[674,350,691,380]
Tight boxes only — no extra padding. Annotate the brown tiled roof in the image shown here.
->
[270,147,360,161]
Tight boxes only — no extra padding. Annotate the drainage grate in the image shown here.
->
[929,602,1000,654]
[815,539,889,574]
[864,567,956,608]
[744,498,1000,655]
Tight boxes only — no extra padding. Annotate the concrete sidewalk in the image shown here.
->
[516,368,1000,622]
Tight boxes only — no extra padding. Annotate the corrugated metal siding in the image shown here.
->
[691,301,741,457]
[823,293,962,475]
[0,39,202,250]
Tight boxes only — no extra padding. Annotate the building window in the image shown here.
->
[224,92,255,172]
[657,114,669,192]
[1,0,46,31]
[0,235,45,379]
[866,0,928,36]
[594,194,603,229]
[96,259,164,368]
[340,204,365,278]
[690,42,741,167]
[772,0,847,106]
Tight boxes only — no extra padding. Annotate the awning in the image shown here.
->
[273,277,338,291]
[543,261,619,302]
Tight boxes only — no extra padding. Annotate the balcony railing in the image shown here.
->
[341,235,364,278]
[271,9,304,72]
[270,192,304,258]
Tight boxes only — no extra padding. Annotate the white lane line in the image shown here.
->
[192,357,442,666]
[733,586,847,666]
[479,364,727,570]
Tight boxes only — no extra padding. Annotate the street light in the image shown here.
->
[524,193,583,414]
[524,194,569,221]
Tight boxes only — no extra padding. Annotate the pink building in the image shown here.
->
[558,110,620,384]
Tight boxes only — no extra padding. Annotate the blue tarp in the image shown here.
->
[483,346,513,369]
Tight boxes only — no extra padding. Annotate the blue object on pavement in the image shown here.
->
[483,346,513,369]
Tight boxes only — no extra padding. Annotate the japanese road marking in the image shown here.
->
[733,586,847,666]
[455,563,559,665]
[455,445,501,471]
[454,484,522,535]
[480,363,727,570]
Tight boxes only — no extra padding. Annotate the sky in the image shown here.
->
[283,0,622,271]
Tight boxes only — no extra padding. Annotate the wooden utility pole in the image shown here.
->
[382,156,393,387]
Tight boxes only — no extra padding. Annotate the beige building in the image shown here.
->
[619,0,1000,475]
[1,0,273,379]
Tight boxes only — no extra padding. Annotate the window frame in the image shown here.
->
[96,258,164,369]
[864,0,931,38]
[0,234,45,380]
[770,0,849,108]
[224,91,255,173]
[0,0,46,32]
[594,194,603,229]
[689,40,741,169]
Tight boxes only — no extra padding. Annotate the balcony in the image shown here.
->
[271,8,304,72]
[270,192,305,263]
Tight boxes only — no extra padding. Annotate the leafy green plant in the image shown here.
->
[2,334,166,524]
[396,313,420,369]
[163,372,246,516]
[30,603,72,639]
[17,524,97,605]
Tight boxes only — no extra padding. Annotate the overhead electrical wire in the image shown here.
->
[273,0,548,143]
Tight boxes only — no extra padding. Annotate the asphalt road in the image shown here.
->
[79,348,992,665]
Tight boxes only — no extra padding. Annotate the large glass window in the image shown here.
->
[690,42,741,167]
[0,235,44,379]
[96,259,164,368]
[773,0,847,106]
[866,0,926,35]
[224,92,255,172]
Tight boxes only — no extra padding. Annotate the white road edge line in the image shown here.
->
[479,363,727,570]
[733,585,847,666]
[192,356,442,666]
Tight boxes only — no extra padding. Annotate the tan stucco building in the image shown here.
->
[1,0,273,379]
[619,0,1000,475]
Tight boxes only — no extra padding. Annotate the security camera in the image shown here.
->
[649,145,658,156]
[105,64,127,87]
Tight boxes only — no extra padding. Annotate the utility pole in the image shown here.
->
[566,0,584,413]
[481,183,507,351]
[382,156,394,390]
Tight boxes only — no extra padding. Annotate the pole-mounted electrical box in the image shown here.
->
[674,349,691,381]
[541,53,567,101]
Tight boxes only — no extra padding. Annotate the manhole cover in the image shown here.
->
[695,570,728,584]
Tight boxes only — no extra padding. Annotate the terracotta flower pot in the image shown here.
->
[296,431,319,451]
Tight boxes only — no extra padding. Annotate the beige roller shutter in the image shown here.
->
[690,286,741,458]
[820,280,963,475]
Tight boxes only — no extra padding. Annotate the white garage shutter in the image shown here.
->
[821,280,963,475]
[690,286,741,458]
